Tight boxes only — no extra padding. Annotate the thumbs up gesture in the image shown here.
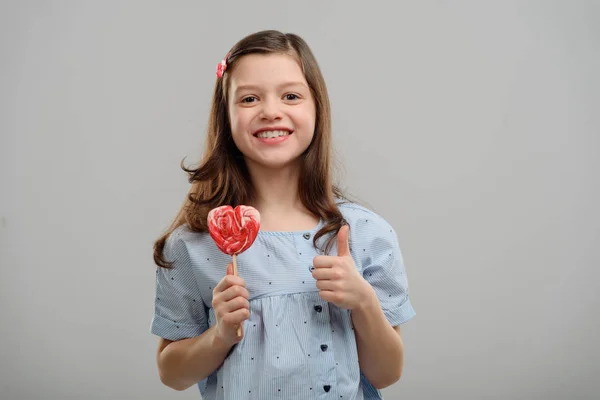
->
[312,225,373,310]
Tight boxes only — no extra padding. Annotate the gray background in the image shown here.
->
[1,1,598,399]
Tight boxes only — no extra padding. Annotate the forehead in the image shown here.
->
[229,53,307,90]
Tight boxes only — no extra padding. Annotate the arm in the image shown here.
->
[352,287,404,389]
[155,263,250,391]
[157,326,232,391]
[312,221,415,390]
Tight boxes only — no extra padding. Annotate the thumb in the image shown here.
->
[226,263,234,276]
[337,224,351,257]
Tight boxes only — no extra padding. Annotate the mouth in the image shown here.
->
[252,128,293,139]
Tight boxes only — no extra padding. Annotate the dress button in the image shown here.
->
[321,344,328,352]
[303,233,311,240]
[314,305,322,312]
[324,385,331,392]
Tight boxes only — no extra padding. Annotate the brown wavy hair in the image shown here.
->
[153,30,348,268]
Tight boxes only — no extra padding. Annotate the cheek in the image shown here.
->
[228,107,240,132]
[228,112,247,147]
[294,106,317,135]
[229,108,253,135]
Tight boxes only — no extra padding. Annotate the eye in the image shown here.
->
[283,93,300,101]
[241,96,258,103]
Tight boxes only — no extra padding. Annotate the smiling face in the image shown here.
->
[227,53,317,172]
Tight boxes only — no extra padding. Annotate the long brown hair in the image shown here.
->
[153,30,348,268]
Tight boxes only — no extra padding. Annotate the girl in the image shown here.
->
[150,30,416,400]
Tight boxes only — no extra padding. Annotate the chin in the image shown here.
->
[246,155,304,171]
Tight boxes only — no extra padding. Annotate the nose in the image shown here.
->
[260,98,283,121]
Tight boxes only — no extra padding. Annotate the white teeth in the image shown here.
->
[256,130,290,139]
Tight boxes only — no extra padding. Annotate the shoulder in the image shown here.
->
[163,224,211,262]
[336,201,405,271]
[336,201,397,236]
[335,200,401,256]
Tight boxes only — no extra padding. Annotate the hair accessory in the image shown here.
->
[216,52,230,78]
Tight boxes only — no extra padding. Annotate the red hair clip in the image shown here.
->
[216,52,230,78]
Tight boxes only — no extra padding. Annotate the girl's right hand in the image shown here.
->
[211,263,250,346]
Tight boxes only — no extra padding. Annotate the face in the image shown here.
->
[227,53,316,172]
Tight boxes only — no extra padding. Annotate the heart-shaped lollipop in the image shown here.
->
[208,205,260,337]
[207,205,261,261]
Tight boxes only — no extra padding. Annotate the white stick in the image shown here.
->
[232,254,242,337]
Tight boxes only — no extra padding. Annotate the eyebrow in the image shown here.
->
[234,81,309,95]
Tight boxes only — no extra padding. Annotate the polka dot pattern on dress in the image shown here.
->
[150,201,415,399]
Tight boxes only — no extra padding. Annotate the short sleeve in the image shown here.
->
[354,215,416,326]
[150,229,209,341]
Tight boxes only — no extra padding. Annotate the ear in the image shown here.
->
[337,225,351,257]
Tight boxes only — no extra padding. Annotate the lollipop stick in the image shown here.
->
[232,254,238,276]
[232,254,242,337]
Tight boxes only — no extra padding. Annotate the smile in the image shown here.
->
[254,130,292,139]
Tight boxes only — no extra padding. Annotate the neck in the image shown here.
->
[244,159,323,232]
[247,160,303,214]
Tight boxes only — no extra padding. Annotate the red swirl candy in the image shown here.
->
[207,205,261,255]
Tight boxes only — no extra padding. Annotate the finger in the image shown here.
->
[219,284,250,303]
[219,296,250,315]
[222,307,251,325]
[312,267,336,281]
[337,224,351,257]
[315,280,338,291]
[214,294,249,317]
[213,274,245,293]
[313,255,335,269]
[318,290,340,304]
[226,262,234,276]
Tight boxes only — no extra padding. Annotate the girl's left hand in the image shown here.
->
[312,225,374,310]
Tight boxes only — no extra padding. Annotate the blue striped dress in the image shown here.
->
[150,202,416,399]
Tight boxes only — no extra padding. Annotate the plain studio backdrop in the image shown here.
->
[1,1,598,399]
